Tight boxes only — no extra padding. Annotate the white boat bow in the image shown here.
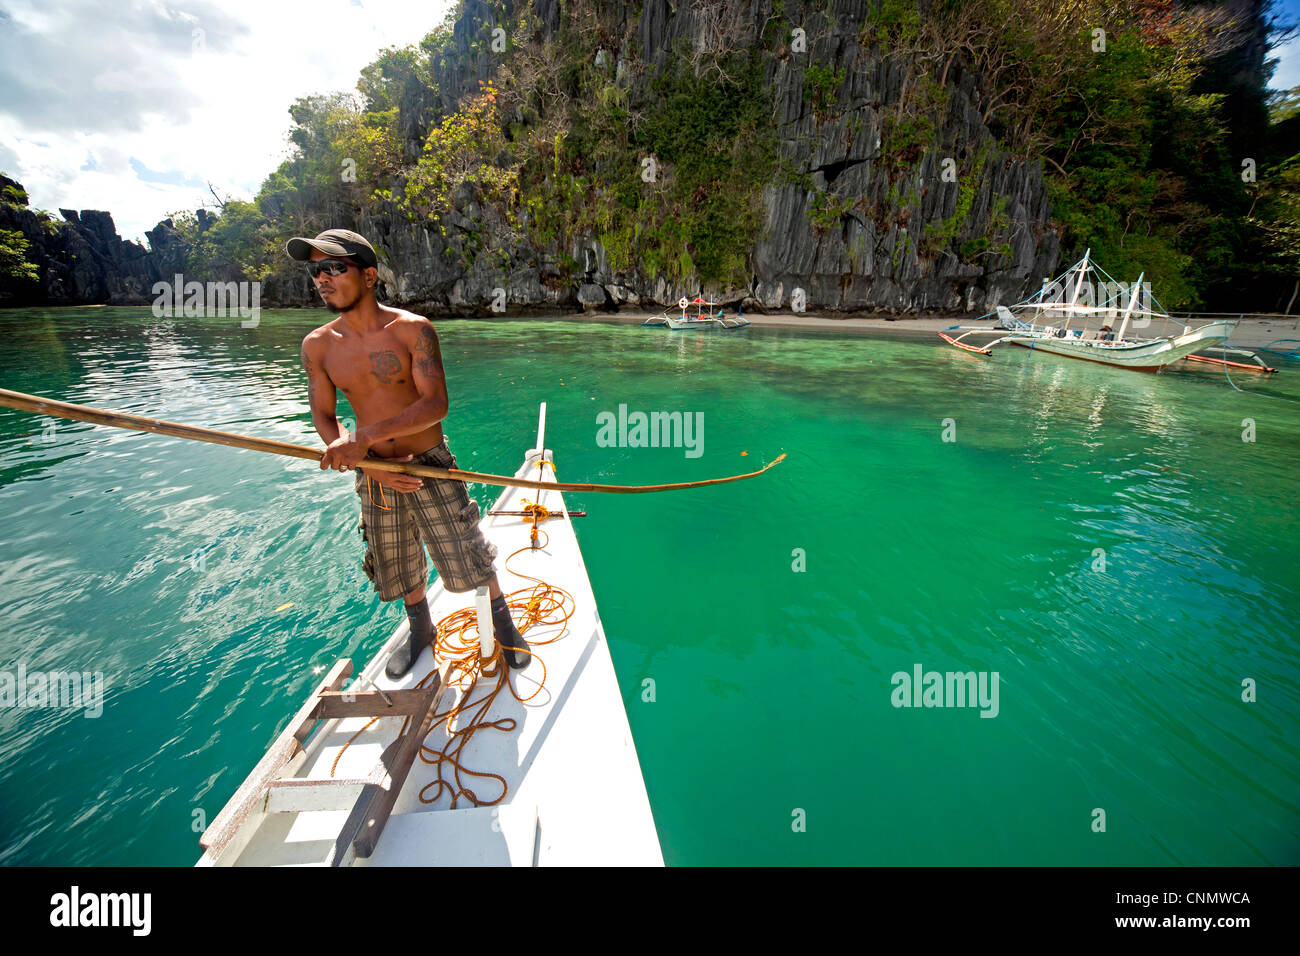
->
[197,405,663,867]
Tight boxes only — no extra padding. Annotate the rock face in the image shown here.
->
[0,174,189,306]
[342,0,1059,315]
[1,0,1060,313]
[750,53,1058,313]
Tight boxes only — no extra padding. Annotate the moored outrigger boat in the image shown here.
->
[643,295,750,330]
[939,251,1247,372]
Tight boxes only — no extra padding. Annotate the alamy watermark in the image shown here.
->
[595,404,703,458]
[50,886,150,935]
[1037,278,1154,327]
[152,274,261,327]
[1,663,104,718]
[891,663,999,718]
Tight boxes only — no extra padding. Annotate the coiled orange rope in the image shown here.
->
[519,501,552,521]
[329,526,573,809]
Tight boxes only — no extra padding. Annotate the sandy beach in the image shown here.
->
[571,309,1300,350]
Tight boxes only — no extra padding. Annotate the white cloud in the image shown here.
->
[0,0,455,241]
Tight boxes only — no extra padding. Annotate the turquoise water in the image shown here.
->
[0,307,1297,866]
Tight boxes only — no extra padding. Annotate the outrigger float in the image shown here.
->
[939,252,1273,373]
[643,296,750,330]
[0,388,787,866]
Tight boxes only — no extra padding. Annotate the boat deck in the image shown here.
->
[199,445,663,867]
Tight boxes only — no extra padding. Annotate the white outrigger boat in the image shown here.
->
[196,404,663,867]
[940,251,1238,372]
[643,295,750,330]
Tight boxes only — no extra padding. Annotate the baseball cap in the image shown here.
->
[285,229,378,268]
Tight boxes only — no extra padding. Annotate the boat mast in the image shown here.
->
[1115,272,1144,343]
[1062,248,1090,333]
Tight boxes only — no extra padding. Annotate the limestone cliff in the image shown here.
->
[1,0,1061,313]
[310,0,1060,314]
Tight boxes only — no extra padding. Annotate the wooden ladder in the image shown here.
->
[199,658,442,866]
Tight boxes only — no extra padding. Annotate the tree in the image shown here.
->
[358,45,427,113]
[402,81,521,229]
[1268,85,1300,123]
[0,228,39,283]
[1248,153,1300,312]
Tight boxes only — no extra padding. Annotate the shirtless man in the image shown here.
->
[288,229,528,678]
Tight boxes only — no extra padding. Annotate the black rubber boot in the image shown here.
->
[387,597,436,679]
[491,595,530,670]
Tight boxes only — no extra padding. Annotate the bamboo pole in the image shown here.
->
[0,388,786,495]
[1062,249,1089,334]
[1116,272,1144,343]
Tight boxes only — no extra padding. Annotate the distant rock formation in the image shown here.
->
[0,174,189,306]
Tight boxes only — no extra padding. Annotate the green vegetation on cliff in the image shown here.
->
[149,0,1294,311]
[858,0,1292,309]
[1,180,45,287]
[0,229,39,284]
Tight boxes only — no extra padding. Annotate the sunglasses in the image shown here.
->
[305,258,360,278]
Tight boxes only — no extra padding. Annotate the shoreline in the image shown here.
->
[567,309,1300,350]
[9,303,1298,350]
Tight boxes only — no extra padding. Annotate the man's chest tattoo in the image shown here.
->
[369,349,403,383]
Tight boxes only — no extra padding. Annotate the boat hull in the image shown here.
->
[1004,321,1235,370]
[197,440,663,867]
[642,316,748,330]
[659,316,749,330]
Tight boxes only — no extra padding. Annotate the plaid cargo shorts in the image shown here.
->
[354,436,498,600]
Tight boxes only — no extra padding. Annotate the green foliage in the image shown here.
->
[283,92,401,192]
[636,53,779,283]
[1248,152,1300,281]
[1269,86,1300,124]
[2,181,29,207]
[803,65,844,121]
[401,81,521,231]
[0,177,59,235]
[344,107,404,184]
[810,189,853,235]
[864,0,922,52]
[512,36,778,287]
[879,113,934,174]
[418,9,460,82]
[925,180,974,247]
[358,45,427,113]
[1039,24,1249,308]
[195,202,277,280]
[0,228,39,283]
[921,142,999,258]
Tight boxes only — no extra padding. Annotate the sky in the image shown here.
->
[0,0,453,241]
[1,0,1299,245]
[1273,0,1300,88]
